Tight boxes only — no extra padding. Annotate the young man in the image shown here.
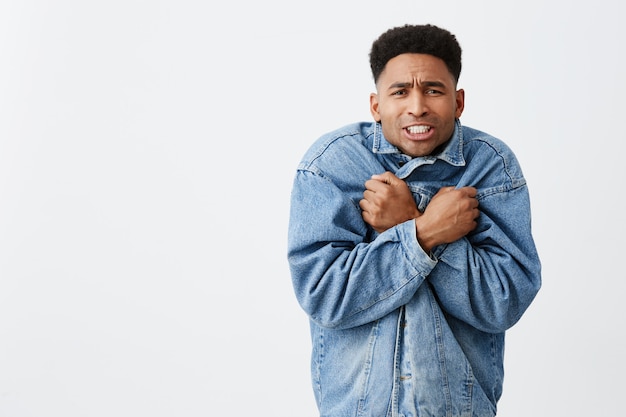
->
[287,24,541,417]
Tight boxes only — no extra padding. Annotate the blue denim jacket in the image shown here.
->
[287,120,541,417]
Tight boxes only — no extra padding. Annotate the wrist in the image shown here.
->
[414,216,436,253]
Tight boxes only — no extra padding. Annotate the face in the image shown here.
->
[370,53,465,157]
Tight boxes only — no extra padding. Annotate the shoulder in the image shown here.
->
[298,122,377,173]
[461,125,526,188]
[462,125,512,155]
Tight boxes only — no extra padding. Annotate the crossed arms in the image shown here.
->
[360,171,479,253]
[289,166,540,331]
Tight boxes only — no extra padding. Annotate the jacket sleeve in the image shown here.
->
[287,169,436,330]
[427,183,542,333]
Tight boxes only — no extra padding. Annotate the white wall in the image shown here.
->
[1,1,623,415]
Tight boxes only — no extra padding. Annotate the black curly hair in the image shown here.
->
[369,24,462,85]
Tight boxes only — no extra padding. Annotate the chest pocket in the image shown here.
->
[406,184,436,212]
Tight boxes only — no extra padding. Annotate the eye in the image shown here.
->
[392,89,407,97]
[425,89,442,95]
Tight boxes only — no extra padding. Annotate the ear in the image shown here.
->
[455,88,465,118]
[370,92,381,122]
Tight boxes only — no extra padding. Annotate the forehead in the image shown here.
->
[379,53,453,85]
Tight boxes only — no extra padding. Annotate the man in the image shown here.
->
[287,24,541,417]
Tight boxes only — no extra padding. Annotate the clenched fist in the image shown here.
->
[360,172,479,252]
[360,172,420,233]
[415,186,479,252]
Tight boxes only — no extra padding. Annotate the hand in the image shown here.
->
[360,172,420,233]
[414,186,479,252]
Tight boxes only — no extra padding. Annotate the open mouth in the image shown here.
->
[406,125,431,134]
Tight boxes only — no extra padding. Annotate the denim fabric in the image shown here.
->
[287,120,541,417]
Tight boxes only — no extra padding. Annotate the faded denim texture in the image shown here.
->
[287,120,541,417]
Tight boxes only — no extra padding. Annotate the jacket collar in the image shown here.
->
[372,119,466,167]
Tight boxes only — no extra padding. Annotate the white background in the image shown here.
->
[1,1,624,416]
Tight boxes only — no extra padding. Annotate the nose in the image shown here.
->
[408,92,428,117]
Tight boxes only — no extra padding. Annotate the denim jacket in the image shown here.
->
[287,120,541,417]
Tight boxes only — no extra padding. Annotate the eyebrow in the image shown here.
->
[387,80,446,90]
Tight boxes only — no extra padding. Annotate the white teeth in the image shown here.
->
[407,125,430,134]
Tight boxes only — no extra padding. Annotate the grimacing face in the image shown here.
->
[369,53,465,157]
